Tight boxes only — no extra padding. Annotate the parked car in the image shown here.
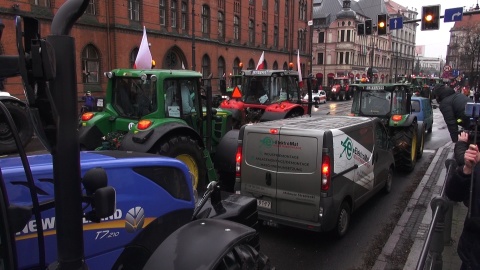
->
[411,96,436,134]
[302,90,327,104]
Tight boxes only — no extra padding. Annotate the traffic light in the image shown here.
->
[421,5,440,31]
[365,19,372,35]
[377,14,387,35]
[357,23,365,35]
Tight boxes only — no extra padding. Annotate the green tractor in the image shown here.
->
[349,83,425,172]
[79,69,237,190]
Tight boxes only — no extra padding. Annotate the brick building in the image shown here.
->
[0,0,312,100]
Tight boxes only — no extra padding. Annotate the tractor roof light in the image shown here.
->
[140,73,147,81]
[104,72,114,78]
[150,74,157,82]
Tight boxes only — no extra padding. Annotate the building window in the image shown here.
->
[249,20,255,44]
[273,61,278,70]
[284,28,288,49]
[201,5,210,34]
[274,0,279,14]
[340,30,345,42]
[346,52,350,64]
[233,58,241,74]
[160,0,166,26]
[347,30,351,42]
[218,56,226,78]
[248,59,255,70]
[34,0,50,7]
[129,0,140,21]
[234,16,240,41]
[130,48,139,68]
[82,45,100,84]
[218,12,225,38]
[85,0,96,15]
[285,0,289,17]
[181,1,187,30]
[299,0,306,21]
[249,0,254,4]
[274,26,279,48]
[234,0,240,14]
[202,55,211,79]
[317,53,324,65]
[171,0,177,28]
[218,0,225,10]
[262,23,267,45]
[318,32,325,43]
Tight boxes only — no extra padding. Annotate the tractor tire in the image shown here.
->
[416,124,426,159]
[155,135,207,191]
[392,124,418,172]
[0,101,34,155]
[334,201,351,238]
[217,244,274,270]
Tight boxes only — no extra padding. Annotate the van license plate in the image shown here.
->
[257,199,271,209]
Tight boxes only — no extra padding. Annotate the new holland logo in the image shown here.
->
[125,206,145,233]
[340,137,353,160]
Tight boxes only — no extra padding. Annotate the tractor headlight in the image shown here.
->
[140,73,147,81]
[150,75,157,82]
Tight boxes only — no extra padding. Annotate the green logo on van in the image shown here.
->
[260,137,275,148]
[340,137,353,160]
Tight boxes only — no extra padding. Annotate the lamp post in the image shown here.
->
[368,26,377,83]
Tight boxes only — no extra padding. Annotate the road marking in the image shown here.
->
[422,149,435,154]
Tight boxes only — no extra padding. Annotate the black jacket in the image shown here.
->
[445,165,480,269]
[435,85,471,142]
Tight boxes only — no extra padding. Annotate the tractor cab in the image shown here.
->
[240,70,300,104]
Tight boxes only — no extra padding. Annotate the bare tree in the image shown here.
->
[456,22,480,85]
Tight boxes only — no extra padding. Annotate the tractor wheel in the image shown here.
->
[0,101,34,155]
[392,124,418,172]
[218,244,273,270]
[417,124,426,159]
[155,135,207,191]
[334,201,351,238]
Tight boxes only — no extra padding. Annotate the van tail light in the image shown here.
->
[321,154,331,191]
[235,146,242,178]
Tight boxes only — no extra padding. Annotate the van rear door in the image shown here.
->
[241,124,280,215]
[275,128,321,223]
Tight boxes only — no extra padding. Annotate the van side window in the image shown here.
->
[411,100,420,112]
[375,123,389,150]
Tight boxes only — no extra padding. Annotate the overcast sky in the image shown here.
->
[396,0,478,58]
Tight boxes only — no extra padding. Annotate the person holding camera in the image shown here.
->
[434,84,471,142]
[445,143,480,269]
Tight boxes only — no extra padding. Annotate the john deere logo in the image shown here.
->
[125,206,145,233]
[340,137,353,160]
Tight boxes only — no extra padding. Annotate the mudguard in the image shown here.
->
[394,114,417,127]
[143,219,257,270]
[260,110,289,122]
[213,129,239,174]
[78,124,104,150]
[119,122,203,153]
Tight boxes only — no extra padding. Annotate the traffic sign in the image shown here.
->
[452,69,460,76]
[389,17,403,30]
[444,7,463,22]
[443,65,451,72]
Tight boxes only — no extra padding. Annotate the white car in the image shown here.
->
[303,90,327,104]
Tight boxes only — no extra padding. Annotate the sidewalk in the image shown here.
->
[373,141,468,270]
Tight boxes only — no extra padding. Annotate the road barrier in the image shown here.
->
[416,158,456,270]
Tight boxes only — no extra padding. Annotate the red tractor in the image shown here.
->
[219,69,310,129]
[327,76,351,101]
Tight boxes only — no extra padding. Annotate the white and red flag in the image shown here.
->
[134,26,153,69]
[255,51,265,70]
[297,50,303,88]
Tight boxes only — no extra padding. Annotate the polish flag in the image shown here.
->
[255,51,265,70]
[297,50,303,88]
[134,26,153,69]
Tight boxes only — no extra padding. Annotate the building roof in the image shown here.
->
[356,0,388,24]
[451,13,480,30]
[313,0,366,20]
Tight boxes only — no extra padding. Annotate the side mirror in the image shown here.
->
[89,187,116,219]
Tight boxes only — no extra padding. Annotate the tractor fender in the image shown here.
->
[119,122,203,153]
[260,110,288,121]
[143,219,257,270]
[214,129,240,174]
[78,124,104,150]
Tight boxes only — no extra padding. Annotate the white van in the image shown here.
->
[235,115,395,236]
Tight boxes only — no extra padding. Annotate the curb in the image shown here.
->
[372,141,454,270]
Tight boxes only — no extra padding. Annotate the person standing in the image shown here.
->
[82,91,96,112]
[445,143,480,269]
[434,84,471,142]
